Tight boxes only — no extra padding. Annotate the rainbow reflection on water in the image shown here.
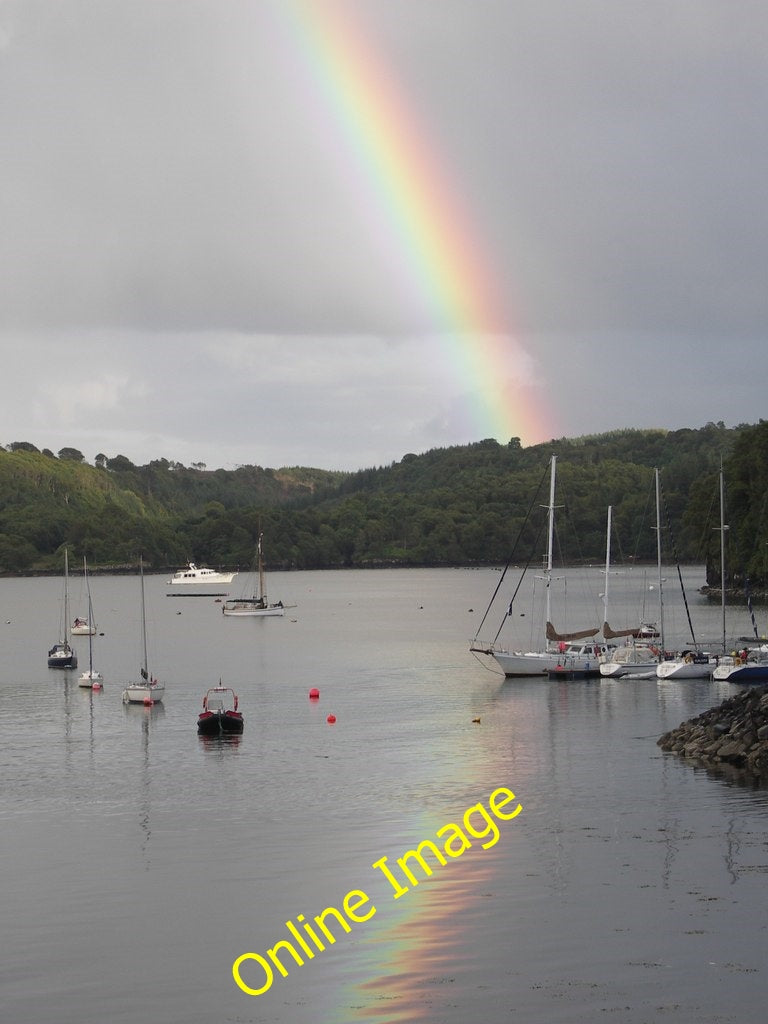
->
[334,809,516,1023]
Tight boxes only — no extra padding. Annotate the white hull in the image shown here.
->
[492,641,607,678]
[492,650,562,676]
[599,660,658,678]
[167,563,236,586]
[78,669,104,688]
[599,642,660,678]
[122,682,165,704]
[71,624,96,635]
[656,658,715,680]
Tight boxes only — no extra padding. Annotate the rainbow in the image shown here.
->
[274,0,556,445]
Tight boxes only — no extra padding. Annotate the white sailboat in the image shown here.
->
[657,470,725,680]
[48,547,78,669]
[600,470,664,679]
[222,533,286,617]
[122,559,165,704]
[78,557,103,688]
[71,617,96,636]
[601,505,659,646]
[470,455,604,677]
[712,468,768,683]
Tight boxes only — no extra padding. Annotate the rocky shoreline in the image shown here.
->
[658,686,768,778]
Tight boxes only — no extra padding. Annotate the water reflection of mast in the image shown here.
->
[138,704,164,863]
[62,672,73,774]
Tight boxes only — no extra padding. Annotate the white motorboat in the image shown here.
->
[166,563,237,586]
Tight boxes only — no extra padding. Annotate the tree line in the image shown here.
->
[1,421,766,591]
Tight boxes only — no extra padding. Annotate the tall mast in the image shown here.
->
[63,546,70,648]
[140,556,149,680]
[544,454,556,641]
[603,505,612,626]
[719,464,728,652]
[84,556,93,674]
[655,468,664,654]
[258,532,265,603]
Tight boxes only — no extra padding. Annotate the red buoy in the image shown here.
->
[326,713,336,724]
[143,696,154,707]
[309,688,320,700]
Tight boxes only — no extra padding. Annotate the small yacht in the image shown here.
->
[166,563,237,586]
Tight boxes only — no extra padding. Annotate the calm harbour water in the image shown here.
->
[1,565,767,1024]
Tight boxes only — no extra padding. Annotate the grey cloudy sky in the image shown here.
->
[1,0,766,471]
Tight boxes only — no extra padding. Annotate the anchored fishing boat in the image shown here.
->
[197,684,244,736]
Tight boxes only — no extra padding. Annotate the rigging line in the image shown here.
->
[744,577,760,640]
[557,480,586,567]
[692,481,719,565]
[611,509,629,566]
[472,459,552,642]
[660,477,697,646]
[492,513,547,646]
[632,473,656,563]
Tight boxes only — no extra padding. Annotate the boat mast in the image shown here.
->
[84,556,94,675]
[544,455,556,645]
[140,556,149,681]
[719,464,728,652]
[603,505,612,626]
[258,532,266,603]
[63,546,70,649]
[654,468,665,655]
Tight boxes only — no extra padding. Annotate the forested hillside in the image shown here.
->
[1,422,766,589]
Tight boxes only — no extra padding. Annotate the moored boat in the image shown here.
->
[77,557,103,688]
[122,559,165,705]
[48,547,78,669]
[711,647,768,683]
[492,634,609,678]
[71,617,96,636]
[222,532,287,617]
[599,642,661,678]
[48,641,78,669]
[167,563,237,586]
[470,456,601,678]
[656,650,717,680]
[197,685,244,735]
[600,470,665,680]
